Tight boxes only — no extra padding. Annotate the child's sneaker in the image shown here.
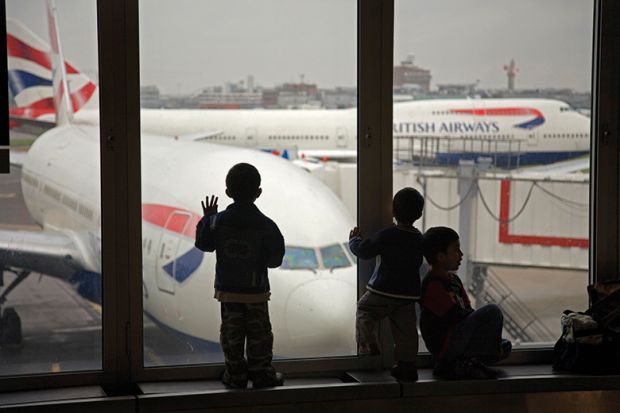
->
[221,370,248,389]
[499,339,512,361]
[390,361,418,381]
[454,358,498,379]
[251,371,284,389]
[358,342,381,356]
[433,359,457,379]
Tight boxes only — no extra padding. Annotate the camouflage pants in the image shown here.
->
[356,291,418,362]
[220,302,275,382]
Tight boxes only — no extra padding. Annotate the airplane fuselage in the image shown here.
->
[72,98,591,166]
[19,124,358,358]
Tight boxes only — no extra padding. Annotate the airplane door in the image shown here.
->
[336,127,348,148]
[246,128,258,146]
[527,130,538,147]
[155,211,191,294]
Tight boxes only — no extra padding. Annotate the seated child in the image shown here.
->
[349,187,425,381]
[195,163,285,389]
[420,226,512,379]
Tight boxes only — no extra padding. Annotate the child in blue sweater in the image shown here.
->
[349,187,424,381]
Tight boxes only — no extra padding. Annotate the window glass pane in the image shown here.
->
[394,0,592,351]
[2,0,101,375]
[139,0,357,366]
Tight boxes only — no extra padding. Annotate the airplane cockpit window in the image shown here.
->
[342,242,357,263]
[320,244,351,269]
[281,246,319,270]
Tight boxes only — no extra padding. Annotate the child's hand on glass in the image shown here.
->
[201,195,219,216]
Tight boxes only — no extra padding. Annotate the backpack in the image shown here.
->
[552,282,620,374]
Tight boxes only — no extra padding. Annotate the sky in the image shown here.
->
[7,0,594,95]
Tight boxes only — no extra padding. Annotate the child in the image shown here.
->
[420,226,512,379]
[349,187,424,381]
[195,163,286,389]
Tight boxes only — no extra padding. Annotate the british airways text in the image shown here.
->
[393,121,501,135]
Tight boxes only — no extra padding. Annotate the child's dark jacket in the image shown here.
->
[349,226,423,299]
[420,273,473,357]
[195,202,285,294]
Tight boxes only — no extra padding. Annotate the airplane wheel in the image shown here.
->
[0,308,22,345]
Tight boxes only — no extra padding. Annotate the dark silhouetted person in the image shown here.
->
[195,163,285,389]
[349,187,425,381]
[420,226,512,379]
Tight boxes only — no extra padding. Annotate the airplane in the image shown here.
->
[1,9,357,359]
[7,18,591,168]
[132,98,590,167]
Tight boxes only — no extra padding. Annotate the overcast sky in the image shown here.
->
[8,0,593,95]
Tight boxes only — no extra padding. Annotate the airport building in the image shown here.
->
[393,54,432,93]
[1,1,620,412]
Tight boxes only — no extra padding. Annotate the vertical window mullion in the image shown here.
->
[358,0,394,368]
[591,0,620,284]
[97,0,142,391]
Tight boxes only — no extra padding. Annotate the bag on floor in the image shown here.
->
[553,309,620,374]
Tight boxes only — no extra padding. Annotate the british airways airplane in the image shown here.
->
[1,10,357,359]
[7,16,590,169]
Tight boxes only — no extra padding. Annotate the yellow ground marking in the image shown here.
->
[51,363,61,373]
[90,302,102,315]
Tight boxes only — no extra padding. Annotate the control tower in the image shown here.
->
[503,58,518,91]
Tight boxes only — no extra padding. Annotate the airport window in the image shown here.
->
[395,0,592,351]
[138,0,357,369]
[3,0,103,379]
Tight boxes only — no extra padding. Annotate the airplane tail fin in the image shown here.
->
[46,0,72,125]
[6,13,96,125]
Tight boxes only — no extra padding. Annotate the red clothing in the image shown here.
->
[419,273,473,358]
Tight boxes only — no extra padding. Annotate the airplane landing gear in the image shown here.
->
[0,267,30,346]
[0,307,21,345]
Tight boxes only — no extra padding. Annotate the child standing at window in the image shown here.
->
[195,163,285,389]
[349,187,425,381]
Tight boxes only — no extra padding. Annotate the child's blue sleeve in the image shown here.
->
[265,221,285,268]
[195,214,217,252]
[349,231,383,259]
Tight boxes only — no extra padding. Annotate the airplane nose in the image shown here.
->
[283,277,357,357]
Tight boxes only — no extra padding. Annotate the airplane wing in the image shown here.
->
[298,149,357,163]
[518,156,590,175]
[0,229,85,280]
[175,130,224,142]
